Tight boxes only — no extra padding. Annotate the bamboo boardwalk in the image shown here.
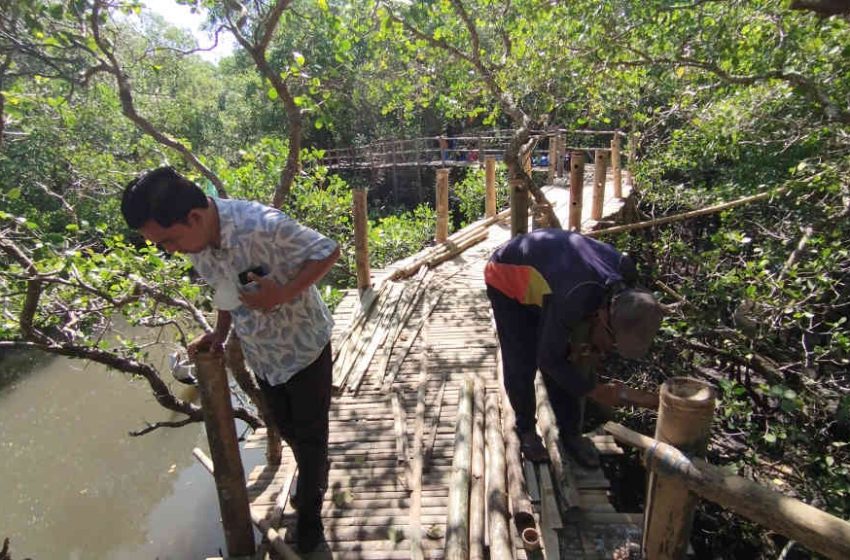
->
[243,167,642,559]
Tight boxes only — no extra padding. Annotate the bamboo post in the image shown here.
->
[556,134,565,178]
[477,136,484,167]
[436,168,450,243]
[548,135,557,185]
[391,141,399,204]
[611,134,622,198]
[568,150,586,231]
[485,391,514,559]
[643,377,716,560]
[605,422,850,560]
[470,379,486,560]
[591,149,608,220]
[446,375,474,559]
[193,352,255,557]
[485,157,497,218]
[353,187,371,291]
[510,178,528,237]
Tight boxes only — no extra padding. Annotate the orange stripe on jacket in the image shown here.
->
[484,262,552,306]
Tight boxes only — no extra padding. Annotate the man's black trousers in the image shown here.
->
[486,286,582,437]
[257,343,332,529]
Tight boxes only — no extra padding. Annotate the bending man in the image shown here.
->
[485,228,662,467]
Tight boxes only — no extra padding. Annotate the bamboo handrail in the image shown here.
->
[604,422,850,560]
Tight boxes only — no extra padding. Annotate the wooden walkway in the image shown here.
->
[243,169,642,559]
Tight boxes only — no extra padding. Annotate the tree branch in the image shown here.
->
[89,0,228,196]
[226,0,300,207]
[620,46,850,125]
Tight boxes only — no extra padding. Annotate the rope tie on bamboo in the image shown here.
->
[644,439,694,477]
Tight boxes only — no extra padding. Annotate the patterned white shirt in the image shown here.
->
[188,198,337,385]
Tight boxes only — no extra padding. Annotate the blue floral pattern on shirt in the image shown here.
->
[188,198,337,385]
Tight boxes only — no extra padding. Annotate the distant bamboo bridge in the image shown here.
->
[192,130,850,560]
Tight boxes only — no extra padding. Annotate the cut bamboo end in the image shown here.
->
[521,526,541,551]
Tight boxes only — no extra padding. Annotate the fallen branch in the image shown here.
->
[588,187,788,238]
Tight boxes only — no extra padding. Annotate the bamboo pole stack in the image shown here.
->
[389,207,510,281]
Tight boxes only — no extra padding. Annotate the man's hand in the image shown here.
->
[239,272,290,311]
[187,331,226,359]
[587,381,626,408]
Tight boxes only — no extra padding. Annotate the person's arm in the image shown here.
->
[537,283,604,397]
[240,245,340,311]
[188,310,232,357]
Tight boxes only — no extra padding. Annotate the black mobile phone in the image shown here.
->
[238,265,266,285]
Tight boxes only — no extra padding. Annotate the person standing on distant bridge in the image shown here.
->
[121,167,339,554]
[485,228,662,467]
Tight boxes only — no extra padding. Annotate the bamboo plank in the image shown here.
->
[538,466,562,560]
[445,375,474,559]
[348,282,407,392]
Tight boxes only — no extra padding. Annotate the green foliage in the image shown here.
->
[368,204,436,268]
[453,165,509,226]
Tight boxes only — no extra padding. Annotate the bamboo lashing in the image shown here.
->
[604,422,850,560]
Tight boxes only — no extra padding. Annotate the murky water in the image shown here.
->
[0,348,264,559]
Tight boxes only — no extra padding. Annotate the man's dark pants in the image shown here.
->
[257,343,332,531]
[487,287,582,436]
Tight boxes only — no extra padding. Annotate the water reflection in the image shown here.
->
[0,348,263,559]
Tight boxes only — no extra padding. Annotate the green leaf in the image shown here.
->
[267,87,278,101]
[7,187,21,200]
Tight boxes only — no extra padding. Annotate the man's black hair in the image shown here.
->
[121,166,209,229]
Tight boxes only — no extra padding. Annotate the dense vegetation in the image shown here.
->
[1,0,848,556]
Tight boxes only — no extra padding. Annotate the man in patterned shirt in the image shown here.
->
[121,167,339,553]
[485,229,662,468]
